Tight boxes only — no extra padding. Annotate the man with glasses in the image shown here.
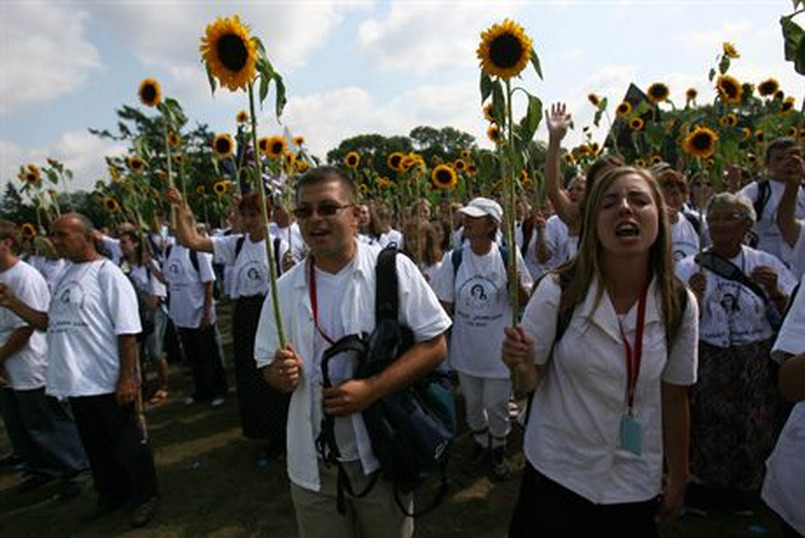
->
[254,166,451,538]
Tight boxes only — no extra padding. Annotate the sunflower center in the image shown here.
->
[216,139,231,154]
[141,85,157,103]
[692,133,711,150]
[217,34,248,72]
[436,170,452,183]
[271,142,283,154]
[489,33,524,69]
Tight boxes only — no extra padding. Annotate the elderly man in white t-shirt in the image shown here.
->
[0,220,87,499]
[0,214,159,528]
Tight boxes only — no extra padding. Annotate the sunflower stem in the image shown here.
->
[248,82,286,347]
[504,79,519,329]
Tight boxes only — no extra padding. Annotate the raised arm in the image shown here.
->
[544,102,579,226]
[776,152,804,248]
[166,186,214,253]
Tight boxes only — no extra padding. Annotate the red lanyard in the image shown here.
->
[618,286,648,412]
[308,259,335,345]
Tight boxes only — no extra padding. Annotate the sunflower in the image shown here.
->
[212,134,235,159]
[109,166,122,183]
[292,136,305,147]
[634,158,646,168]
[283,152,296,172]
[400,154,424,173]
[387,152,404,171]
[630,118,645,131]
[682,126,718,159]
[460,149,471,160]
[167,131,181,148]
[588,93,601,107]
[296,159,309,173]
[787,126,799,137]
[748,154,758,165]
[520,168,532,187]
[719,113,738,128]
[236,110,249,123]
[103,196,120,213]
[477,19,533,80]
[722,42,740,59]
[757,78,779,97]
[487,124,503,145]
[590,142,601,154]
[20,163,41,185]
[200,15,258,92]
[741,127,752,140]
[138,78,162,107]
[615,101,632,117]
[774,90,785,100]
[482,102,495,123]
[345,151,360,169]
[454,159,467,172]
[196,185,206,195]
[377,177,394,189]
[127,155,146,173]
[756,130,765,143]
[258,137,270,154]
[686,88,698,103]
[173,154,184,165]
[646,83,669,104]
[213,181,229,196]
[20,223,37,239]
[781,97,795,113]
[716,75,742,105]
[651,155,663,165]
[431,164,458,190]
[265,136,286,159]
[563,154,576,166]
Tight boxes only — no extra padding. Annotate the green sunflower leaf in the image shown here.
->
[274,73,287,119]
[718,55,731,75]
[780,14,805,74]
[205,65,217,95]
[46,169,58,185]
[530,49,543,79]
[480,73,494,104]
[492,82,506,129]
[708,68,716,82]
[259,74,269,105]
[516,94,542,151]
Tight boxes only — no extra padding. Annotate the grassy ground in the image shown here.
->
[0,305,786,536]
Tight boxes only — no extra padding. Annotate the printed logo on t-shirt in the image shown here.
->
[166,261,185,279]
[50,279,88,332]
[457,276,498,313]
[236,260,268,296]
[702,280,765,342]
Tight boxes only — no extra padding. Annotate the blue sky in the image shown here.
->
[1,0,802,195]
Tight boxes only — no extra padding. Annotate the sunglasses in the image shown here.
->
[292,203,353,219]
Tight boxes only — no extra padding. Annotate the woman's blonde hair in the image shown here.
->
[556,166,684,344]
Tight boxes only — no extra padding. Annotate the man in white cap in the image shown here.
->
[432,197,532,481]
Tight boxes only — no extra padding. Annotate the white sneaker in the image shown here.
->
[210,396,225,408]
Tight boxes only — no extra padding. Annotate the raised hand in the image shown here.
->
[546,102,572,143]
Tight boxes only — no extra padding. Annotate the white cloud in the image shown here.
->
[357,1,525,75]
[0,1,101,114]
[0,132,126,195]
[673,22,753,50]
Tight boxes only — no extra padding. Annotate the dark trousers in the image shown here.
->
[178,326,228,401]
[70,394,158,506]
[508,462,658,538]
[11,388,87,478]
[0,387,34,462]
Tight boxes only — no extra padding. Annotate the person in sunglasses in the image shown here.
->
[254,166,451,538]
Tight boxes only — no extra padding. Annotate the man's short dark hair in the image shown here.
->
[0,220,21,252]
[294,166,357,204]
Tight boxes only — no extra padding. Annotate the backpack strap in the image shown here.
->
[189,249,200,273]
[682,211,701,235]
[376,247,399,323]
[753,180,772,221]
[520,218,534,258]
[273,236,282,276]
[234,235,246,260]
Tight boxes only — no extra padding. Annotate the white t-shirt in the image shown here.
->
[780,221,805,279]
[545,215,578,268]
[762,275,805,535]
[0,260,50,390]
[28,256,66,291]
[739,180,805,261]
[676,246,797,347]
[432,244,532,379]
[521,275,699,504]
[270,222,307,262]
[212,233,289,299]
[670,215,701,263]
[254,241,452,492]
[516,223,552,280]
[164,244,217,328]
[46,260,142,398]
[100,235,123,265]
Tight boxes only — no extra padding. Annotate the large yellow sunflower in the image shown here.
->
[19,164,41,185]
[200,15,258,92]
[345,151,360,169]
[265,136,286,159]
[682,126,718,159]
[167,131,181,148]
[757,78,779,97]
[212,134,235,159]
[722,42,740,59]
[477,19,533,80]
[615,101,632,117]
[646,83,669,104]
[716,75,742,105]
[487,124,503,145]
[431,164,458,190]
[103,196,120,213]
[214,181,229,196]
[387,152,404,172]
[138,78,162,107]
[20,223,37,239]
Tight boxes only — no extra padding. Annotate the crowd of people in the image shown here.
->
[0,102,803,537]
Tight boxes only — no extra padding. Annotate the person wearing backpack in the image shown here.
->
[738,136,805,261]
[254,166,451,538]
[432,197,532,480]
[503,166,699,537]
[168,188,292,461]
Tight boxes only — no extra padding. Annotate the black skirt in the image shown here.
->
[233,295,291,443]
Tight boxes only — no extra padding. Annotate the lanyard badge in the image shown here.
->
[618,286,648,456]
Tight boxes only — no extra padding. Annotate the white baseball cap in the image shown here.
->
[458,197,503,224]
